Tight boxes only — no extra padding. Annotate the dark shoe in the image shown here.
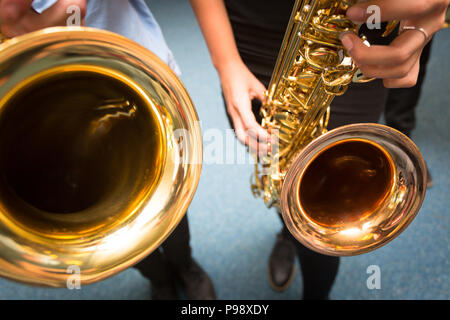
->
[151,280,179,300]
[268,231,296,292]
[426,164,433,189]
[175,259,216,300]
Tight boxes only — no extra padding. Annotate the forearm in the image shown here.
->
[190,0,272,152]
[189,0,242,74]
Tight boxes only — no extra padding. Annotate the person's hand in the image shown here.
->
[217,60,271,155]
[340,0,449,88]
[0,0,86,37]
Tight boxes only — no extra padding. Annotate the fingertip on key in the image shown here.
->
[346,6,366,23]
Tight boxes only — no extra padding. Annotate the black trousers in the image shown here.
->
[384,41,433,137]
[224,77,389,299]
[134,214,192,287]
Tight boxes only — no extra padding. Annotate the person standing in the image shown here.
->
[189,0,447,299]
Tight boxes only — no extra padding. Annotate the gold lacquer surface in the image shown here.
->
[0,66,165,238]
[0,27,202,286]
[281,124,426,256]
[298,140,394,228]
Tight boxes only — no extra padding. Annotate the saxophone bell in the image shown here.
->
[0,27,202,287]
[281,124,426,256]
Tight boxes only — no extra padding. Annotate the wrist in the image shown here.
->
[214,56,245,77]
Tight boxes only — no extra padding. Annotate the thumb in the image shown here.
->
[0,0,33,24]
[249,77,267,103]
[339,31,360,54]
[20,0,87,31]
[346,0,439,24]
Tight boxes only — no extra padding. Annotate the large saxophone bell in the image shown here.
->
[281,124,427,256]
[0,27,202,286]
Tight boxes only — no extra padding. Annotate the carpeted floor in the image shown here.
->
[0,0,448,300]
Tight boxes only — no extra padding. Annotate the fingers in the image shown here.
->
[219,61,271,154]
[340,30,424,67]
[229,108,268,156]
[245,83,270,142]
[33,0,86,27]
[237,104,269,142]
[357,53,420,79]
[341,0,449,89]
[249,79,267,103]
[340,30,425,79]
[346,0,446,23]
[1,0,86,37]
[225,82,271,155]
[0,0,33,24]
[383,58,420,88]
[227,96,270,155]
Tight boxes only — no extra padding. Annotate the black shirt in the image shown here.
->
[224,0,396,86]
[225,0,295,85]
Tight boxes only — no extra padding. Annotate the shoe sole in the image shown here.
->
[267,263,296,292]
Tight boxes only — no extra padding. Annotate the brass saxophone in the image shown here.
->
[252,0,427,256]
[0,27,202,286]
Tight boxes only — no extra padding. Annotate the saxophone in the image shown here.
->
[252,0,428,256]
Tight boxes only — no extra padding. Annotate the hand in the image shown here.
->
[0,0,86,37]
[218,60,271,155]
[340,0,449,88]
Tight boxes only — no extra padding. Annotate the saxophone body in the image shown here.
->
[252,0,427,256]
[253,0,358,206]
